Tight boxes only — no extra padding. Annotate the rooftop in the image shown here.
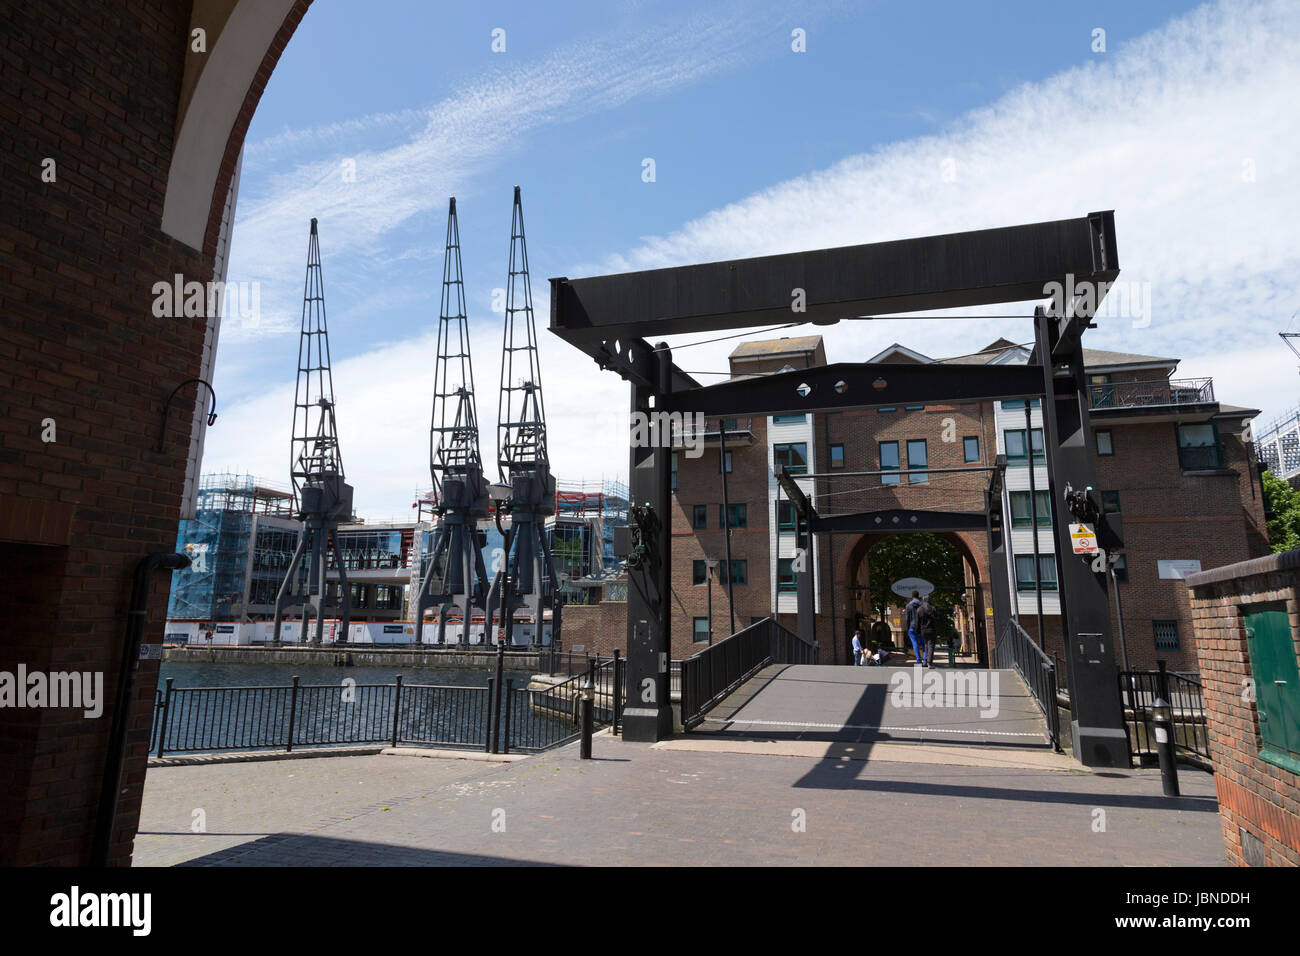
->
[730,335,824,359]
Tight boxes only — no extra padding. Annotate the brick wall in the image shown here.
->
[0,0,307,865]
[1185,550,1300,866]
[562,601,627,658]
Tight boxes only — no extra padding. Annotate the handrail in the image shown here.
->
[680,617,816,730]
[994,620,1061,751]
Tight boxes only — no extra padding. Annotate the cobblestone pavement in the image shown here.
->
[134,738,1226,867]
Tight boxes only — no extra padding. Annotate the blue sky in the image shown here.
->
[207,0,1300,520]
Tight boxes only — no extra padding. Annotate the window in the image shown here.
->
[1095,429,1114,456]
[1177,422,1220,469]
[1014,554,1058,591]
[1002,399,1041,410]
[692,560,707,585]
[830,443,845,469]
[1101,490,1121,513]
[671,453,678,493]
[880,441,900,486]
[692,505,707,530]
[1153,620,1179,651]
[721,503,747,529]
[719,450,733,474]
[776,500,796,531]
[905,405,925,411]
[963,436,980,463]
[720,417,738,431]
[907,439,929,484]
[776,557,797,592]
[1004,428,1045,464]
[772,414,805,424]
[692,617,710,643]
[1110,553,1128,583]
[877,407,897,414]
[774,443,807,474]
[1009,490,1052,527]
[721,560,748,586]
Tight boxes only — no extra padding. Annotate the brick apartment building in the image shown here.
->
[645,334,1269,671]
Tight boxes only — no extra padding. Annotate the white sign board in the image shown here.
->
[1069,523,1098,555]
[1158,559,1202,580]
[891,577,934,598]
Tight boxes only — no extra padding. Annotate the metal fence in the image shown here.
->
[1118,662,1209,764]
[680,617,817,731]
[993,620,1061,751]
[505,656,621,751]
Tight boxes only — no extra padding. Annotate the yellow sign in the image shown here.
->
[1070,522,1099,555]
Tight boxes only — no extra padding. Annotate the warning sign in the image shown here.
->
[1070,523,1099,555]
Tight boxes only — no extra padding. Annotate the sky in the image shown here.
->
[205,0,1300,521]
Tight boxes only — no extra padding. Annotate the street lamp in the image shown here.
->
[704,557,719,646]
[489,482,513,646]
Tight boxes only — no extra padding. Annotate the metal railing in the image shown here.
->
[993,620,1060,751]
[1118,662,1209,765]
[680,617,817,731]
[506,656,620,751]
[1177,442,1224,470]
[1088,377,1214,410]
[151,676,494,755]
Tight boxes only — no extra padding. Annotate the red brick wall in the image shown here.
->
[1186,552,1300,866]
[0,0,309,865]
[562,602,627,658]
[1094,419,1267,672]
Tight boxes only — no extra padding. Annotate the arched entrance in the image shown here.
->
[840,530,991,666]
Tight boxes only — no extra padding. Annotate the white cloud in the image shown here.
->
[208,0,1300,518]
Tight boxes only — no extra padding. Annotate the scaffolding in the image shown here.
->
[1257,404,1300,482]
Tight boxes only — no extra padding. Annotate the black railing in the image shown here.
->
[152,676,495,755]
[506,657,620,752]
[1088,377,1214,410]
[1177,442,1224,470]
[993,620,1060,751]
[680,617,817,731]
[1118,661,1209,765]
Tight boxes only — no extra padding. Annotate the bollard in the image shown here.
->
[579,672,595,760]
[1151,696,1180,797]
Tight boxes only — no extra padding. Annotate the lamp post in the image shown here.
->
[489,482,513,646]
[705,557,719,646]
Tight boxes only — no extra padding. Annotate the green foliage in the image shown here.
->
[866,533,964,636]
[1262,470,1300,553]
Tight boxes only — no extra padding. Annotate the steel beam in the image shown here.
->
[549,212,1118,343]
[621,345,675,742]
[661,362,1046,415]
[810,509,989,535]
[1034,307,1128,768]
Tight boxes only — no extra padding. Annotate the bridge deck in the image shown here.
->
[696,664,1052,749]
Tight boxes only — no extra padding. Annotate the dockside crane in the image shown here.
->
[273,218,355,645]
[490,186,558,648]
[413,198,491,644]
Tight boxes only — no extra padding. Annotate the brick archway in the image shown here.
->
[836,527,992,661]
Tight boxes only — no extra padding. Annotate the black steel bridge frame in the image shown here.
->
[548,211,1128,767]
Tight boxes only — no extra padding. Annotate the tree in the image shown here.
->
[1262,470,1300,553]
[866,533,965,637]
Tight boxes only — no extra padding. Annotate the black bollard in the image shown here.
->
[579,673,595,760]
[1151,696,1180,797]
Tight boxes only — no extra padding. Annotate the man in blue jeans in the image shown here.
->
[904,590,924,664]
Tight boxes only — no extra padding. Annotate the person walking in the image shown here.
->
[916,595,939,668]
[851,628,865,666]
[904,591,924,664]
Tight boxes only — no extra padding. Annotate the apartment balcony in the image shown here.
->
[670,415,758,449]
[1088,377,1216,423]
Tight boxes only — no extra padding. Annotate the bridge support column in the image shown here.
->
[796,514,816,653]
[984,477,1013,665]
[622,346,674,742]
[1035,309,1128,767]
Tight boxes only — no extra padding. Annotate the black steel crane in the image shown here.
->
[413,198,491,644]
[490,186,558,648]
[273,218,355,645]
